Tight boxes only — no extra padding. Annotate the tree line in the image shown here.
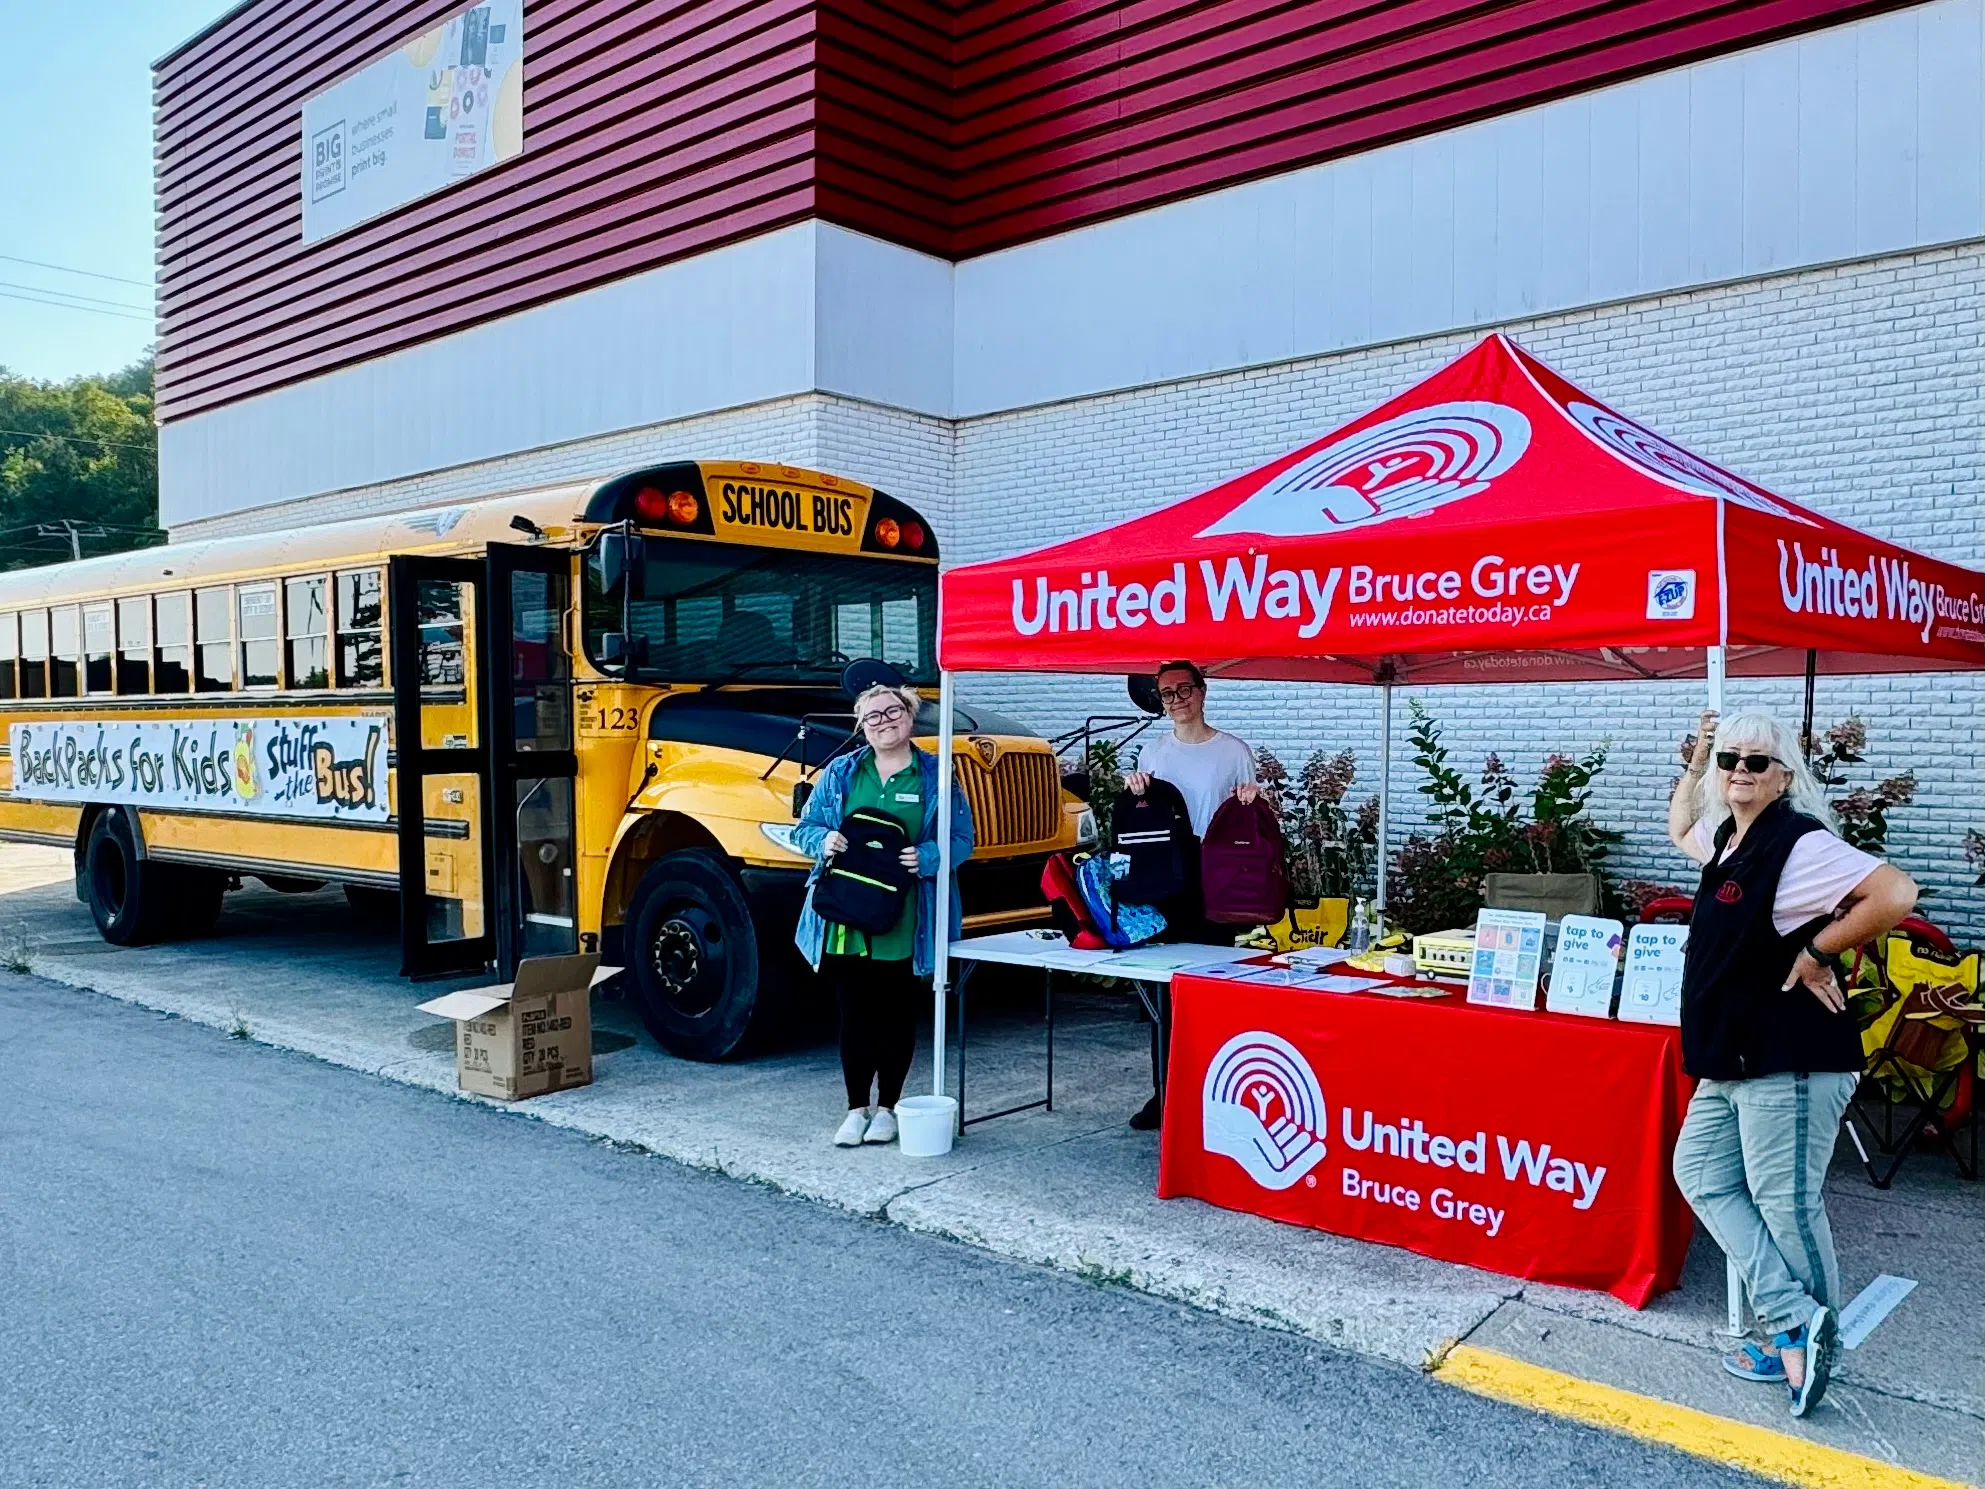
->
[0,355,161,570]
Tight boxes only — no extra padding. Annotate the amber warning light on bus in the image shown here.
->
[633,486,703,528]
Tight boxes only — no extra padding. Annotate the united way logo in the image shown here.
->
[1564,401,1816,526]
[1197,402,1531,539]
[1202,1031,1328,1191]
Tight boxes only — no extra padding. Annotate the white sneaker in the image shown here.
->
[833,1108,870,1147]
[862,1107,898,1145]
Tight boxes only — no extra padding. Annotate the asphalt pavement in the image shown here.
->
[0,972,1775,1489]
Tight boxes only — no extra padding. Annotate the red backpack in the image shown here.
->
[1040,852,1110,949]
[1200,796,1289,925]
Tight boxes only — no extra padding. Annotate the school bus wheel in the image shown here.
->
[83,812,181,947]
[624,848,774,1061]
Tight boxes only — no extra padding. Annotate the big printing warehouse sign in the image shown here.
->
[301,0,525,243]
[9,717,388,824]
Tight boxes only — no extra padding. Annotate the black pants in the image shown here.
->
[825,954,920,1110]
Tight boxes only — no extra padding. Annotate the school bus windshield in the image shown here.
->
[586,538,938,686]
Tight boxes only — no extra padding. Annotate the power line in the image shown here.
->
[0,253,151,289]
[0,288,152,323]
[0,428,156,453]
[0,279,150,314]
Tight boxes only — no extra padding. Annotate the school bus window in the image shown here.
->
[417,580,466,687]
[84,603,114,694]
[337,568,382,687]
[50,605,81,697]
[195,586,233,692]
[19,610,48,698]
[238,583,278,688]
[0,612,16,701]
[154,592,192,694]
[285,575,329,689]
[116,596,151,694]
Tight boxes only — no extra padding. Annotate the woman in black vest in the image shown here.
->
[1667,709,1916,1418]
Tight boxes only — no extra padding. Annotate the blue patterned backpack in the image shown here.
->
[1075,852,1167,950]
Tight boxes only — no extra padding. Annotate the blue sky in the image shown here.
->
[0,0,231,383]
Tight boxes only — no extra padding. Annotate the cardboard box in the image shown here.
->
[416,954,615,1101]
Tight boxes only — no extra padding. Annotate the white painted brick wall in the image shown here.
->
[176,243,1985,931]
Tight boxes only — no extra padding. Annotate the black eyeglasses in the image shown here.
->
[1157,684,1203,704]
[859,704,909,727]
[1715,750,1780,773]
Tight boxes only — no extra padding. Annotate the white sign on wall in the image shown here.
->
[1619,924,1689,1025]
[301,0,525,244]
[9,717,390,824]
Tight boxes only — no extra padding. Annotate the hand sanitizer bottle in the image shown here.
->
[1349,898,1370,954]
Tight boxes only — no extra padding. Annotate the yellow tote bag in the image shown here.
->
[1266,898,1349,951]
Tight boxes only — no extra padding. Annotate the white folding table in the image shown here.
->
[946,931,1264,1127]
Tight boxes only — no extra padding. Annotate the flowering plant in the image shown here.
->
[1256,746,1379,901]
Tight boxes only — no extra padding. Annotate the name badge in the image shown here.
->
[894,792,921,803]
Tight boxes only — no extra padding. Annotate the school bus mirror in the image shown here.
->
[598,631,627,664]
[590,530,630,596]
[791,780,813,819]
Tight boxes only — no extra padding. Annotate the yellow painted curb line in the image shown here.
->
[1435,1344,1971,1489]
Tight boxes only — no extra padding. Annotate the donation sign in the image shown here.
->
[1619,924,1688,1026]
[1466,908,1547,1009]
[301,0,524,243]
[1158,974,1696,1306]
[1546,915,1624,1018]
[9,717,390,824]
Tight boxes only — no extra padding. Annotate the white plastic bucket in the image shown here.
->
[895,1094,958,1158]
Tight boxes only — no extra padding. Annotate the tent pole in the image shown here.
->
[1801,648,1818,761]
[1376,679,1393,914]
[933,669,956,1100]
[1706,644,1726,714]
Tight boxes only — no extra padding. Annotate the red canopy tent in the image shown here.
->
[920,333,1982,1106]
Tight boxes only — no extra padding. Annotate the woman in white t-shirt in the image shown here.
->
[1120,659,1260,1130]
[1666,708,1915,1419]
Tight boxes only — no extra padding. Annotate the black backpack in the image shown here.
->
[1111,777,1197,907]
[813,807,916,935]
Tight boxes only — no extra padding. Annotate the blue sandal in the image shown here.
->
[1721,1340,1787,1383]
[1788,1307,1838,1418]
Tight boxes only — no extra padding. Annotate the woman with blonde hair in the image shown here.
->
[1667,707,1915,1417]
[793,683,974,1148]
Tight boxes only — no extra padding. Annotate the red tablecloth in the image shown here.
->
[1157,972,1696,1307]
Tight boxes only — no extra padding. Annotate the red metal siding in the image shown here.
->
[154,0,825,420]
[158,0,1914,419]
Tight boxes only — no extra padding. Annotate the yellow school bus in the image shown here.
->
[0,462,1091,1057]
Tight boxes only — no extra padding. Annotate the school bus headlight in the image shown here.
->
[758,823,810,858]
[874,518,900,549]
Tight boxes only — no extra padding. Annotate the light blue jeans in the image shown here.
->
[1672,1071,1860,1335]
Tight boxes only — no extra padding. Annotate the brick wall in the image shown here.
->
[180,241,1985,929]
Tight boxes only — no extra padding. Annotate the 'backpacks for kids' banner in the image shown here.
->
[812,807,915,935]
[1111,777,1197,907]
[1075,852,1167,950]
[1200,795,1289,925]
[1040,851,1109,950]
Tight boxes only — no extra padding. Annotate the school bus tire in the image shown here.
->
[624,849,773,1061]
[83,811,179,947]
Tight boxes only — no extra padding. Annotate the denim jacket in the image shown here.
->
[791,744,975,977]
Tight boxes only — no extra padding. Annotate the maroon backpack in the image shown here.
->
[1200,796,1289,925]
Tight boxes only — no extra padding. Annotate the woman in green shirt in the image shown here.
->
[792,683,973,1147]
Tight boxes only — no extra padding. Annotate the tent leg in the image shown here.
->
[1801,648,1817,760]
[1376,681,1393,914]
[933,669,956,1100]
[1707,644,1726,714]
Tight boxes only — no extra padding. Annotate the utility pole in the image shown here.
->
[35,520,105,562]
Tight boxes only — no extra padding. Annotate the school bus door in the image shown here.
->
[390,545,578,980]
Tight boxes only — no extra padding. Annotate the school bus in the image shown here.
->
[0,463,1091,1058]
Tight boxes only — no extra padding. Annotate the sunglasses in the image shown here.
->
[1715,750,1781,773]
[859,704,910,727]
[1157,684,1203,704]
